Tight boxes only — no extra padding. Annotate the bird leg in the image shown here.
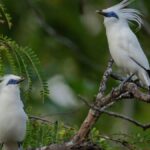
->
[119,73,135,91]
[18,142,23,150]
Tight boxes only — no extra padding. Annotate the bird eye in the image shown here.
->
[107,12,119,19]
[7,79,17,85]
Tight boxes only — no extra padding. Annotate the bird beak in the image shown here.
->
[96,10,106,16]
[17,77,25,84]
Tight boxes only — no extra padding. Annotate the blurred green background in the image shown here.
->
[2,0,150,149]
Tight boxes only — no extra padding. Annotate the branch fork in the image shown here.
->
[28,58,150,149]
[70,58,150,145]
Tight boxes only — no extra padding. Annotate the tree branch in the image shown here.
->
[124,83,150,103]
[100,135,136,150]
[69,58,114,144]
[29,115,54,124]
[102,110,150,131]
[97,58,114,98]
[27,59,150,149]
[111,72,144,89]
[79,95,150,131]
[29,115,74,129]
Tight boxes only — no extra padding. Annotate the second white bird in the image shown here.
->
[97,0,150,89]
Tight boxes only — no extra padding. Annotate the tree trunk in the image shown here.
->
[70,109,101,144]
[68,59,114,144]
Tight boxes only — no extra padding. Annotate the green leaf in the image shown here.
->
[0,35,49,101]
[0,4,12,29]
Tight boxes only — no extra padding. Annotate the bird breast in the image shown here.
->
[105,22,149,75]
[106,26,127,67]
[0,92,27,142]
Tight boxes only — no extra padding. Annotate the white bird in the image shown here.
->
[97,0,150,89]
[0,75,27,150]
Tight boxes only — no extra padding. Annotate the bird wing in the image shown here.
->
[119,28,150,71]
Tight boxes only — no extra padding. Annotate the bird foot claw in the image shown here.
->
[119,73,135,91]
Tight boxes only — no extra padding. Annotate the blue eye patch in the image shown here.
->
[7,79,18,85]
[104,11,119,19]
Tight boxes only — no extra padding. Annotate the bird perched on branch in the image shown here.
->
[97,0,150,90]
[0,75,27,150]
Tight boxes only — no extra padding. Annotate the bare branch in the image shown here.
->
[27,142,101,150]
[97,58,114,98]
[69,59,114,144]
[124,83,150,103]
[27,144,67,150]
[96,82,150,109]
[100,135,136,150]
[102,110,150,131]
[28,59,150,148]
[79,95,150,130]
[111,73,144,89]
[29,115,54,124]
[29,115,74,129]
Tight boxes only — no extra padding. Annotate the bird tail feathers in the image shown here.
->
[146,70,150,77]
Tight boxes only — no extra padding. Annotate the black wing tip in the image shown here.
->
[146,70,150,77]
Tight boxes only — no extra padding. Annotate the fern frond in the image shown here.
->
[21,47,49,101]
[0,50,4,76]
[4,48,18,74]
[0,35,49,101]
[0,4,12,29]
[15,48,33,95]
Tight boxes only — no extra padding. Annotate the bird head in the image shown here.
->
[96,0,143,29]
[0,74,25,87]
[96,10,119,19]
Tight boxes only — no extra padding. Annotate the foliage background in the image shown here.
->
[1,0,150,149]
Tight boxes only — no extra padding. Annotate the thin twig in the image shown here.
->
[69,59,114,144]
[29,115,75,129]
[124,83,150,103]
[98,58,114,97]
[29,115,54,124]
[100,135,136,150]
[79,96,150,130]
[102,110,150,131]
[111,72,144,89]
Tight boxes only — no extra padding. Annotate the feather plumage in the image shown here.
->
[98,0,150,88]
[0,75,27,150]
[104,0,143,28]
[108,0,134,10]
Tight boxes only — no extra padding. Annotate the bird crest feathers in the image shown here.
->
[105,0,143,28]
